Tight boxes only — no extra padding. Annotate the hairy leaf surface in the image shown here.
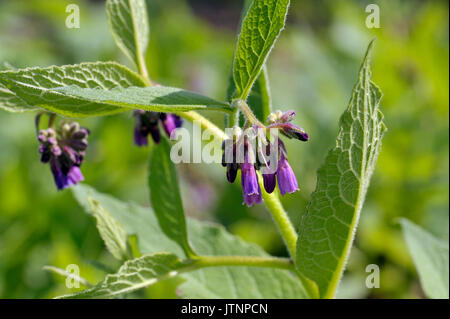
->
[58,253,183,298]
[88,198,129,261]
[149,137,196,257]
[0,83,37,112]
[52,85,232,113]
[296,40,386,298]
[0,62,146,116]
[106,0,149,71]
[71,184,308,298]
[233,0,290,100]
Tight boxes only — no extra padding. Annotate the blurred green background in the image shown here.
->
[0,0,448,298]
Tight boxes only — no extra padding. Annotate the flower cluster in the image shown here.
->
[133,111,182,146]
[222,110,308,207]
[38,121,89,190]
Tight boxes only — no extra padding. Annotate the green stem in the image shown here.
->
[178,111,229,141]
[233,99,265,128]
[227,108,240,128]
[190,255,295,271]
[258,174,297,259]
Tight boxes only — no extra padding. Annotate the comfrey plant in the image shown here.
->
[0,0,389,299]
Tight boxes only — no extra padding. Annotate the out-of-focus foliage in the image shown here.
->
[0,0,448,298]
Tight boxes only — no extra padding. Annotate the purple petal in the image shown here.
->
[51,144,62,156]
[50,159,69,190]
[241,158,262,206]
[67,166,84,185]
[277,154,299,196]
[161,114,179,137]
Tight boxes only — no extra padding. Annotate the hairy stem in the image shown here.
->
[258,174,297,259]
[178,111,229,141]
[233,99,265,128]
[227,108,240,128]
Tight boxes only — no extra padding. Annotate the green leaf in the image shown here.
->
[246,66,272,123]
[106,0,150,75]
[232,0,290,100]
[400,219,449,299]
[58,253,183,298]
[0,83,38,112]
[227,64,272,125]
[52,85,232,113]
[148,137,196,258]
[0,62,146,117]
[71,184,308,298]
[88,197,130,261]
[296,40,386,298]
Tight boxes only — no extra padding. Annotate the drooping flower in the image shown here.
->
[133,111,182,146]
[241,155,262,207]
[276,152,299,195]
[38,121,89,190]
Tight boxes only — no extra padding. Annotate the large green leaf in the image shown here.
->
[52,85,232,113]
[71,184,308,298]
[232,0,290,100]
[0,83,37,112]
[296,40,386,298]
[0,62,146,116]
[88,197,130,261]
[400,219,449,299]
[148,137,196,257]
[106,0,149,73]
[58,253,183,298]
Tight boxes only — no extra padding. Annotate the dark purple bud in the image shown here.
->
[134,126,149,146]
[241,156,262,206]
[277,153,299,196]
[69,139,88,151]
[40,146,51,163]
[221,152,227,167]
[280,122,309,141]
[149,124,161,144]
[50,158,69,190]
[173,115,183,128]
[72,128,89,140]
[226,163,239,183]
[263,173,277,194]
